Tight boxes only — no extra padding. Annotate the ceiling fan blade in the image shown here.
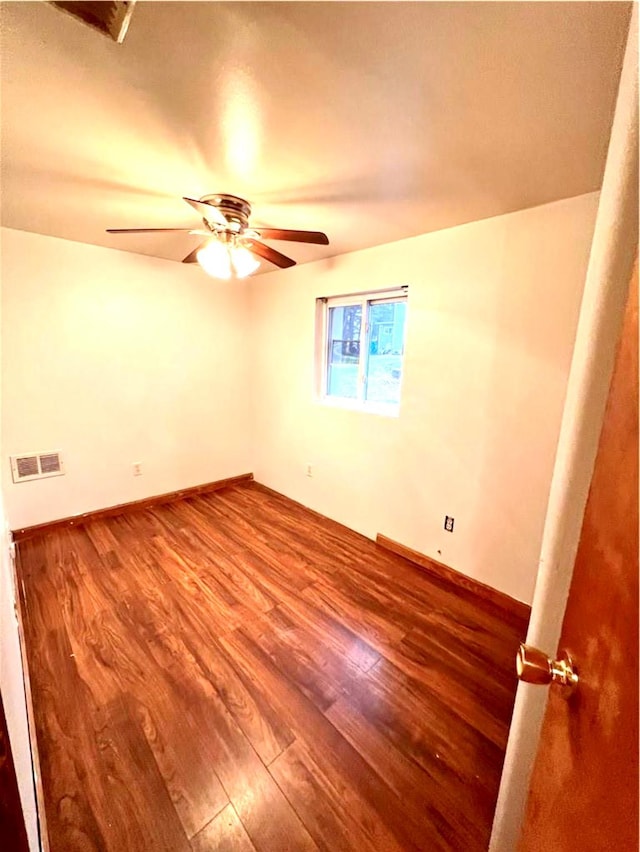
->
[252,228,329,245]
[245,239,296,269]
[182,241,208,264]
[106,228,193,233]
[183,197,228,227]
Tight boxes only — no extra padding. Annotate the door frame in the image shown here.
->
[489,7,638,849]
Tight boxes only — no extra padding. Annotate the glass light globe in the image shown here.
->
[231,245,260,278]
[197,240,232,279]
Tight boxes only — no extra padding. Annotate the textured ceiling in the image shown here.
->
[0,1,631,272]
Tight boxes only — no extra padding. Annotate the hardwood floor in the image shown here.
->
[18,482,527,851]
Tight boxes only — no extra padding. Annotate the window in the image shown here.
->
[318,288,408,414]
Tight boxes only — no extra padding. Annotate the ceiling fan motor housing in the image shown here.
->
[200,194,251,232]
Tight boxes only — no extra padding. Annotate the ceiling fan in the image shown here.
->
[107,194,329,279]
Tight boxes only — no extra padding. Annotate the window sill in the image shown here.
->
[316,396,400,418]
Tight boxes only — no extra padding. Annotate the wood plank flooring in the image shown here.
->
[18,482,527,851]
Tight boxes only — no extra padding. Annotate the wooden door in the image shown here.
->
[519,261,638,851]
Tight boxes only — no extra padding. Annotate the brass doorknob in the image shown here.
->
[516,643,579,693]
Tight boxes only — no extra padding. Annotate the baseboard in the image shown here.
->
[12,473,254,542]
[376,533,531,625]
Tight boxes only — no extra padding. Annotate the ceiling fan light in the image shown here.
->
[197,239,231,279]
[231,245,260,278]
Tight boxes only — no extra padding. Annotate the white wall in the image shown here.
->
[0,493,39,851]
[1,228,252,529]
[0,246,39,848]
[248,193,599,605]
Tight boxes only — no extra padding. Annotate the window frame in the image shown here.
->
[316,287,408,416]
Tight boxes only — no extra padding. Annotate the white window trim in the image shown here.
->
[315,287,408,416]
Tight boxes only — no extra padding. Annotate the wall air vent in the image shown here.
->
[10,452,64,484]
[51,1,136,44]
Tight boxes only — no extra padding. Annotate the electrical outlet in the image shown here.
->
[133,462,142,476]
[306,463,313,477]
[444,515,454,532]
